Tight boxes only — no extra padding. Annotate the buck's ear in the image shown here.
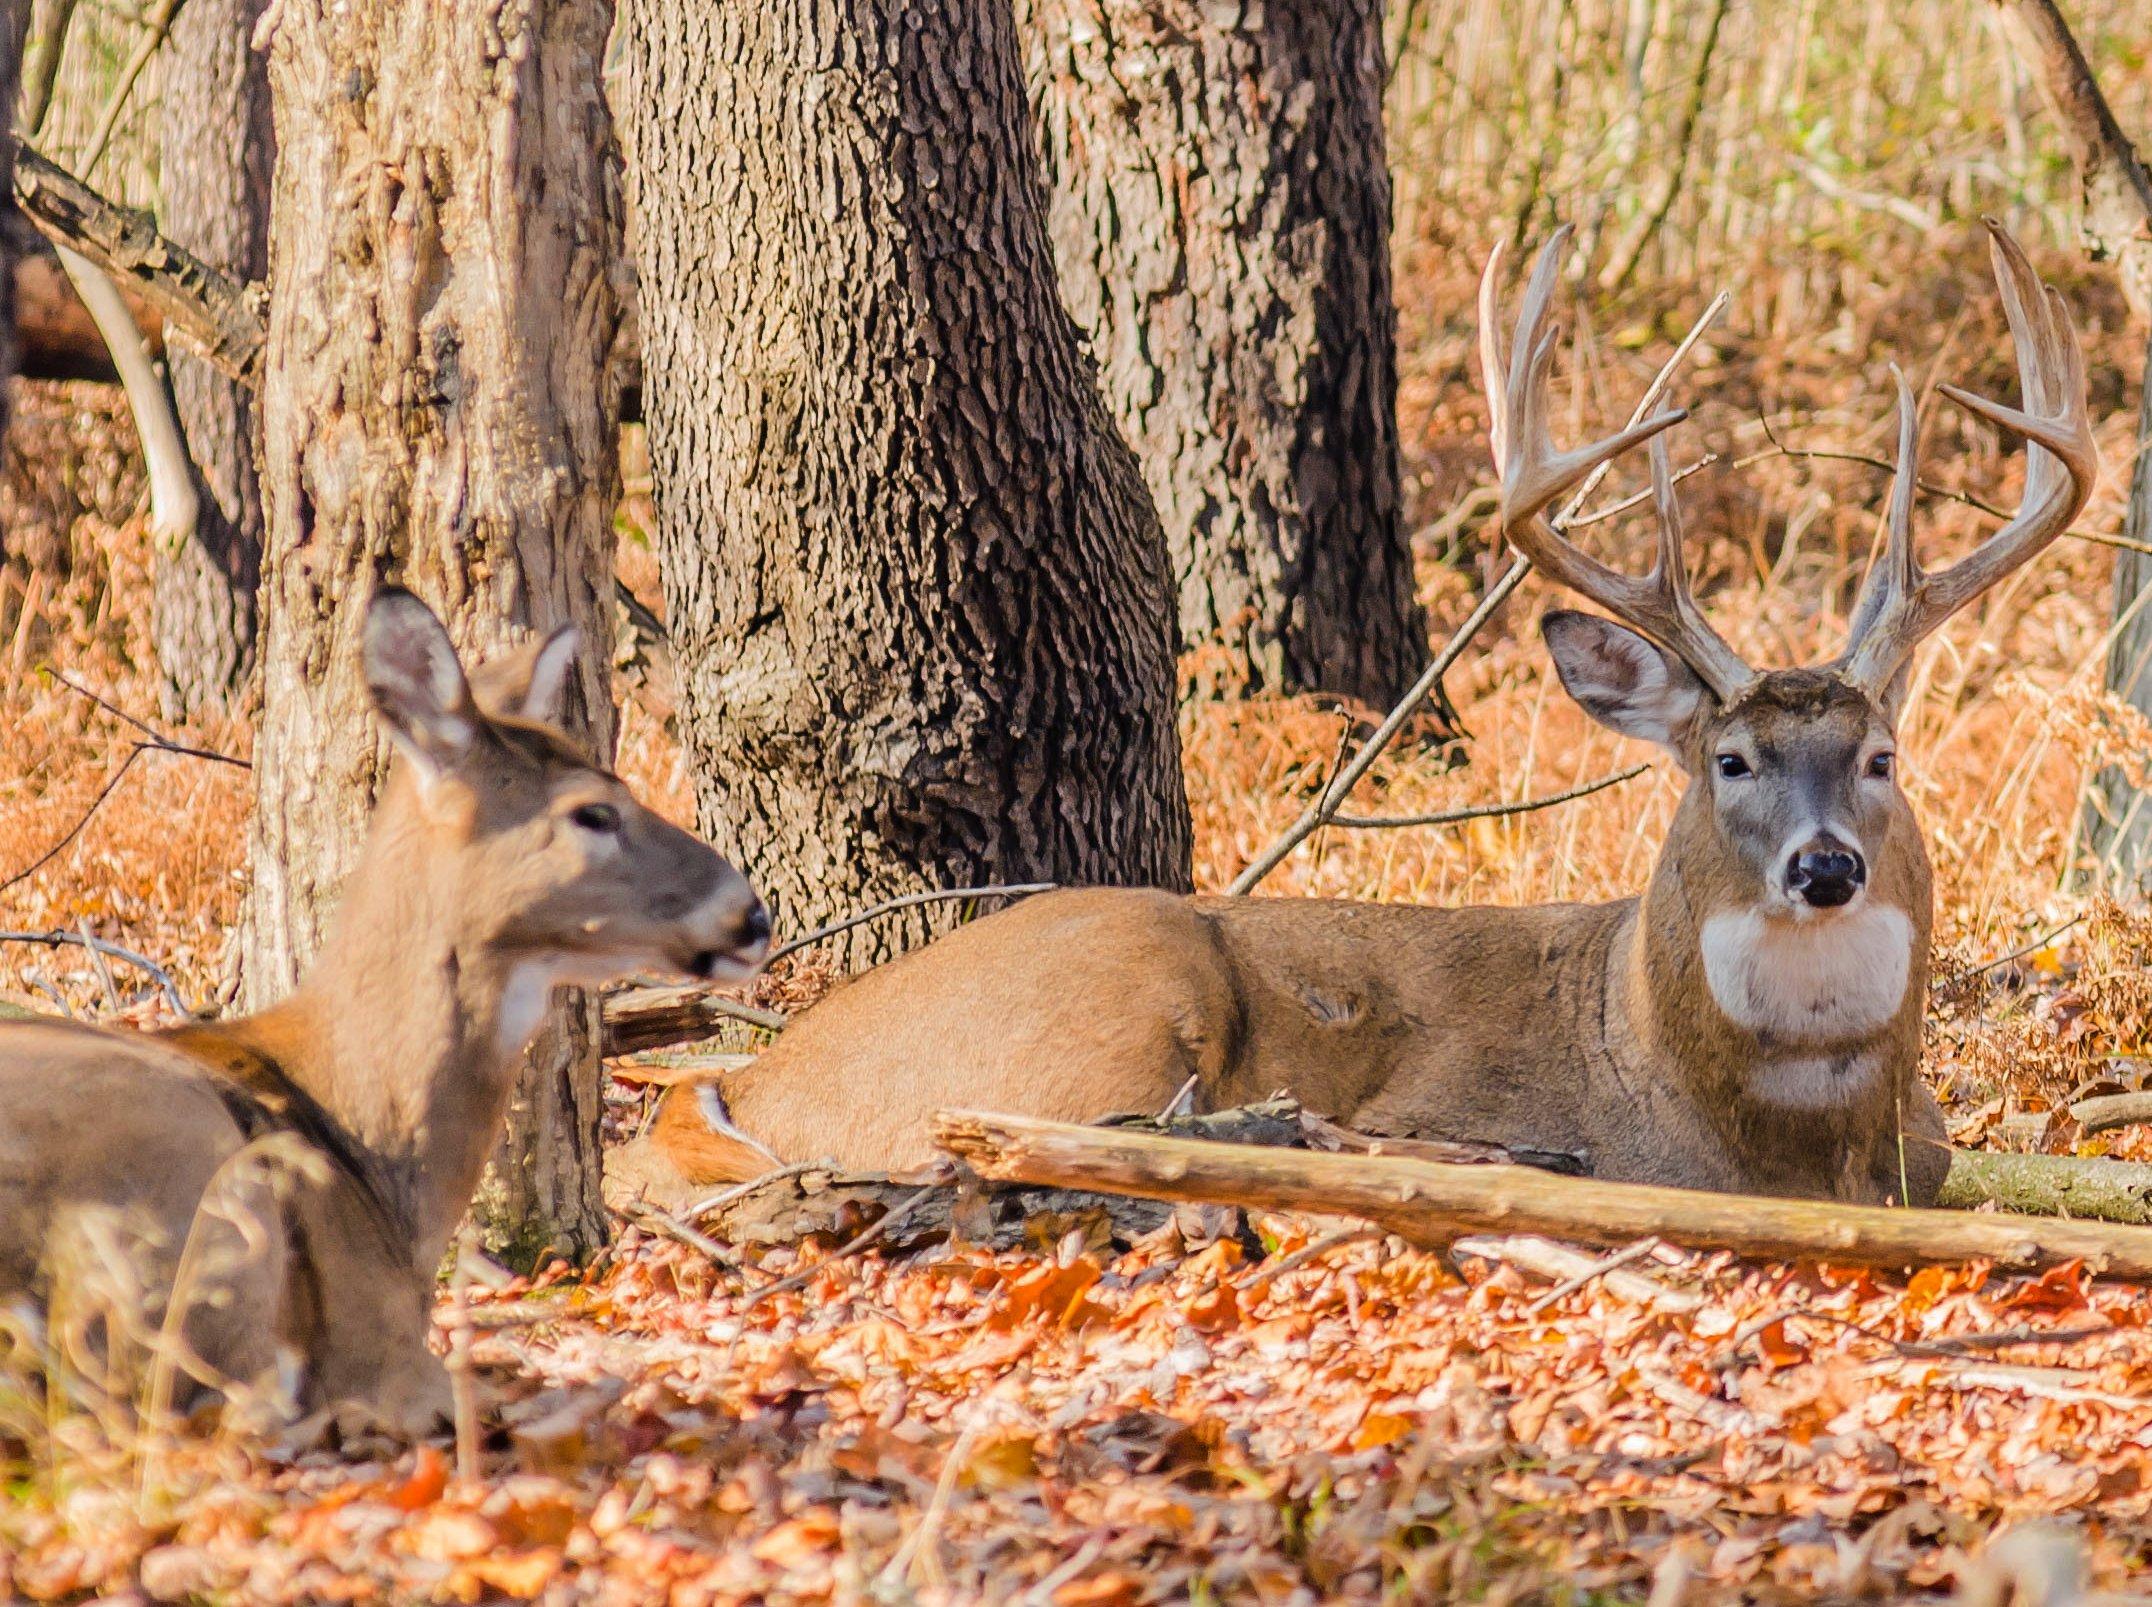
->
[364,587,479,778]
[1542,610,1709,766]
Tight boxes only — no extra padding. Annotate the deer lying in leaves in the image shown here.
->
[614,221,2096,1212]
[0,589,768,1433]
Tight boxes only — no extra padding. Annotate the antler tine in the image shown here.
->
[1842,366,1922,653]
[1478,230,1754,701]
[1841,220,2100,694]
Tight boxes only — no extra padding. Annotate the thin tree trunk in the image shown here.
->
[0,1,28,471]
[1994,0,2152,884]
[154,0,271,718]
[245,0,626,1263]
[1018,0,1429,706]
[2086,337,2152,885]
[620,0,1193,971]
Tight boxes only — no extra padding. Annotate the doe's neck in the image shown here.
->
[219,809,539,1266]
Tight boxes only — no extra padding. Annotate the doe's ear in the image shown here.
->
[363,587,479,779]
[468,624,580,729]
[1542,609,1711,766]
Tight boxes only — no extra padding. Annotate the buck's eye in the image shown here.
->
[1715,753,1752,780]
[1867,751,1895,779]
[569,802,622,834]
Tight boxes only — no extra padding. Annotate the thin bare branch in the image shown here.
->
[767,882,1057,965]
[1328,763,1649,831]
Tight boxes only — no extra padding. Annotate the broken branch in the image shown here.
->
[12,145,266,383]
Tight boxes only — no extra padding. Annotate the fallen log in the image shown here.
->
[933,1109,2152,1277]
[1941,1148,2152,1224]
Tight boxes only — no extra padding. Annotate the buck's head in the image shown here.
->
[1483,221,2097,942]
[361,587,770,989]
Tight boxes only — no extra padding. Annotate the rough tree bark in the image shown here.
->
[1017,0,1428,705]
[154,0,272,718]
[0,2,27,466]
[245,0,626,1262]
[621,0,1193,970]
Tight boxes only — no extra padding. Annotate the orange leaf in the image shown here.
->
[1999,1258,2091,1313]
[750,1511,842,1570]
[1352,1411,1413,1451]
[1055,1571,1145,1607]
[388,1445,449,1511]
[460,1550,562,1600]
[993,1258,1105,1331]
[1184,1282,1241,1334]
[1754,1319,1809,1369]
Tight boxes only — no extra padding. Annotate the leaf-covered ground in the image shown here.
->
[7,220,2152,1600]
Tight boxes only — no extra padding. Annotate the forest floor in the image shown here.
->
[6,227,2152,1601]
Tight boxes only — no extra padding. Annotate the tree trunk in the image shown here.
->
[153,0,272,718]
[620,0,1193,971]
[245,0,626,1264]
[0,2,27,468]
[2084,334,2152,887]
[1017,0,1428,706]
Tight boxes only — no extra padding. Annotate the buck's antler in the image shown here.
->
[1479,228,1757,702]
[1838,220,2099,694]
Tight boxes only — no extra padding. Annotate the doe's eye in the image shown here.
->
[1867,751,1895,779]
[570,802,622,834]
[1715,753,1752,780]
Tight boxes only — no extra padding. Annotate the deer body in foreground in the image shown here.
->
[615,224,2097,1211]
[0,591,769,1432]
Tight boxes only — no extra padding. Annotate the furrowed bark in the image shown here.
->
[247,0,626,1264]
[933,1110,2152,1276]
[1017,0,1429,705]
[621,0,1192,973]
[155,0,273,716]
[0,2,28,479]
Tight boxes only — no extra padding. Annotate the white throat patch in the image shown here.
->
[496,960,563,1056]
[1698,904,1914,1043]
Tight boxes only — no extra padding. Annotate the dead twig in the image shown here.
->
[766,882,1056,965]
[1743,419,2152,558]
[1932,914,2086,994]
[625,1202,744,1267]
[1240,1225,1385,1293]
[0,677,251,897]
[741,1182,943,1309]
[1329,763,1649,831]
[684,1160,820,1223]
[0,928,188,1014]
[1523,1236,1665,1314]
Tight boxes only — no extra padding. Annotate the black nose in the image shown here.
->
[1787,846,1865,908]
[738,901,772,948]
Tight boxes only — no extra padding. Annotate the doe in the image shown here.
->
[0,589,768,1432]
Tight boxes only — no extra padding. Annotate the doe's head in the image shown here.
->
[361,586,769,986]
[1483,221,2098,919]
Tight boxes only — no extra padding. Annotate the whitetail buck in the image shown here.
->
[613,221,2097,1212]
[0,589,768,1432]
